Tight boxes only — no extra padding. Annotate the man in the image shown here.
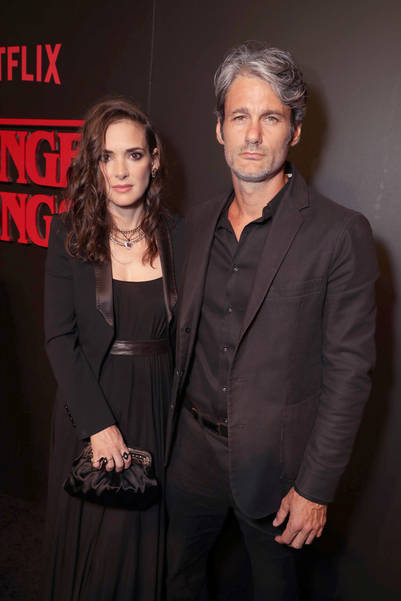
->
[166,42,378,600]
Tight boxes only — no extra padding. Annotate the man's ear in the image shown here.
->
[290,123,302,147]
[216,119,225,145]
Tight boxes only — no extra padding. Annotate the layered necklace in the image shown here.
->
[110,224,145,249]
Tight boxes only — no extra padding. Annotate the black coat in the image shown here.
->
[166,167,378,518]
[45,214,178,440]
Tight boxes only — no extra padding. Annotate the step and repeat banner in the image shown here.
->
[0,115,81,246]
[0,43,75,245]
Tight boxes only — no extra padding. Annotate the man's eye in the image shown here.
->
[266,115,279,123]
[233,115,246,121]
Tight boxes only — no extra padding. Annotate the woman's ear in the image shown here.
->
[151,148,160,170]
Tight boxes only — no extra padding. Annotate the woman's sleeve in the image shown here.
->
[44,216,116,439]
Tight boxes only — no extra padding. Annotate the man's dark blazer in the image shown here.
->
[166,167,378,519]
[45,213,177,440]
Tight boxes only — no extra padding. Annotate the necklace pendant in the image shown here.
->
[124,240,133,249]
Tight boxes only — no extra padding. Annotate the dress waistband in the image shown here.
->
[110,339,169,356]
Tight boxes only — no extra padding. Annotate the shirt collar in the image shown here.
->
[217,163,293,230]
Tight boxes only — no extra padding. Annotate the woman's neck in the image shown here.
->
[107,202,144,230]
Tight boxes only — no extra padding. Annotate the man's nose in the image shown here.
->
[245,120,262,145]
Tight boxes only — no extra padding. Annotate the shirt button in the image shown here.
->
[185,327,191,334]
[223,345,229,352]
[227,306,232,313]
[222,386,228,393]
[233,265,239,272]
[224,418,228,424]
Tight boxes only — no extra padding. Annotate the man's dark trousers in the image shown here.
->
[166,407,299,601]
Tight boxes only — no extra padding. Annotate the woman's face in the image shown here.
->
[99,119,158,212]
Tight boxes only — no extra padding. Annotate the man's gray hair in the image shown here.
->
[214,41,307,130]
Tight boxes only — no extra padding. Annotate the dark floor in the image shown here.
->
[0,490,335,601]
[0,493,45,601]
[2,491,400,601]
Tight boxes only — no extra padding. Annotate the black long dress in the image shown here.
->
[44,277,169,601]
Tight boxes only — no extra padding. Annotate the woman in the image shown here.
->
[43,97,177,601]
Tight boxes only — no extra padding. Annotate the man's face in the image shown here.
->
[216,74,301,183]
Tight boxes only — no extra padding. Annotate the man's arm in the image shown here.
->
[275,212,378,547]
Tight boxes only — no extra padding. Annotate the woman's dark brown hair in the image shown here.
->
[65,97,165,264]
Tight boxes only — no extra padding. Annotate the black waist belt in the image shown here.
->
[110,339,169,356]
[189,406,228,438]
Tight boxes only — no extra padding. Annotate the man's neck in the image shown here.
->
[228,168,287,237]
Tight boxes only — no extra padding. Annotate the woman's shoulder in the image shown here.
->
[47,212,73,261]
[158,209,185,248]
[159,208,183,231]
[49,211,72,238]
[160,210,185,243]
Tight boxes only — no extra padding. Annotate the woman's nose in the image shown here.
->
[114,158,129,179]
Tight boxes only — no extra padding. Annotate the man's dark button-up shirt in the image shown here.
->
[184,175,292,420]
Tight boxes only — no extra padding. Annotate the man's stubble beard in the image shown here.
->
[227,150,285,184]
[230,166,275,183]
[225,141,288,184]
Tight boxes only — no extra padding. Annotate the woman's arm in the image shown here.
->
[44,215,116,439]
[45,216,132,471]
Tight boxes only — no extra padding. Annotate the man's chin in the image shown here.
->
[232,168,271,183]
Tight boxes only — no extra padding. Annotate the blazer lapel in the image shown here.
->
[238,172,309,344]
[94,260,114,327]
[156,216,177,325]
[178,193,228,364]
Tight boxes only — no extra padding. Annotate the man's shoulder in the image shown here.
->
[302,178,371,235]
[309,187,354,215]
[288,168,375,254]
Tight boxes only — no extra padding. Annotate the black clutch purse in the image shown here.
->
[63,444,160,509]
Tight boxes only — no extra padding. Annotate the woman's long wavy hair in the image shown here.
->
[64,97,165,265]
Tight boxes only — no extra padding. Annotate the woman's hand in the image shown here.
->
[90,425,131,472]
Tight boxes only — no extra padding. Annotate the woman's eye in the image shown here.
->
[130,152,143,160]
[100,153,111,163]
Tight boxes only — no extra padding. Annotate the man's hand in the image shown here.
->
[273,487,327,549]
